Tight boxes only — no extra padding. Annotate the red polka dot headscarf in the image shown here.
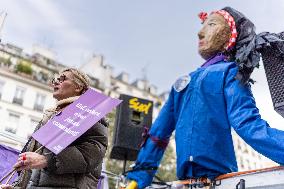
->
[198,10,238,50]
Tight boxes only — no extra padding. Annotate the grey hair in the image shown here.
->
[60,68,90,94]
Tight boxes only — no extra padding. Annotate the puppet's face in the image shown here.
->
[198,13,231,60]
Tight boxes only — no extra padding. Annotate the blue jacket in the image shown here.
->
[127,60,284,189]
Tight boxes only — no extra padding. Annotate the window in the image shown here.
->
[5,112,20,134]
[27,118,40,138]
[127,86,133,93]
[240,158,244,169]
[237,144,242,150]
[34,93,46,112]
[254,162,257,169]
[0,81,4,99]
[36,71,49,83]
[13,86,26,105]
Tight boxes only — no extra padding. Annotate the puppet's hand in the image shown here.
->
[126,181,138,189]
[14,152,47,171]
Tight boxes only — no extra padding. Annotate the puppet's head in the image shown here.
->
[198,7,259,83]
[198,7,253,59]
[198,12,231,60]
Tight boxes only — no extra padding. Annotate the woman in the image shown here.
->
[1,68,108,189]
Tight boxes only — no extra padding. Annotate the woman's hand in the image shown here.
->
[13,152,48,171]
[0,184,13,189]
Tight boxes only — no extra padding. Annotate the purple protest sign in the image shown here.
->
[32,89,122,154]
[0,144,19,184]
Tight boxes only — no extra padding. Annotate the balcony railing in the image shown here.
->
[0,62,50,85]
[4,127,17,134]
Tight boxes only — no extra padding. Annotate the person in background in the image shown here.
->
[126,6,284,189]
[1,68,108,189]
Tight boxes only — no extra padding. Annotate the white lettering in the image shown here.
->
[74,112,87,120]
[76,103,87,111]
[53,145,63,153]
[75,103,101,117]
[52,120,80,137]
[64,117,80,127]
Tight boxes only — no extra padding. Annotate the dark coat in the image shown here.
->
[14,120,108,189]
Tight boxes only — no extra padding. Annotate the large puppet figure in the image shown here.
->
[126,6,284,189]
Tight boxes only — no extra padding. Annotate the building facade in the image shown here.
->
[232,131,277,171]
[0,43,63,150]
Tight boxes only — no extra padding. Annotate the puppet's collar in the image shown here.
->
[201,53,226,68]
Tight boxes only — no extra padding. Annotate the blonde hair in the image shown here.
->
[61,68,90,94]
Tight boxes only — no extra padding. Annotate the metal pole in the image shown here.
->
[236,179,245,189]
[123,153,127,174]
[0,12,7,41]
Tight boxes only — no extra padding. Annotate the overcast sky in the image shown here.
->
[1,0,284,130]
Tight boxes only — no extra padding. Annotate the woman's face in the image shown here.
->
[52,71,82,101]
[198,13,231,60]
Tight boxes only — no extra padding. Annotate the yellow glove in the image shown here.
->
[126,181,138,189]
